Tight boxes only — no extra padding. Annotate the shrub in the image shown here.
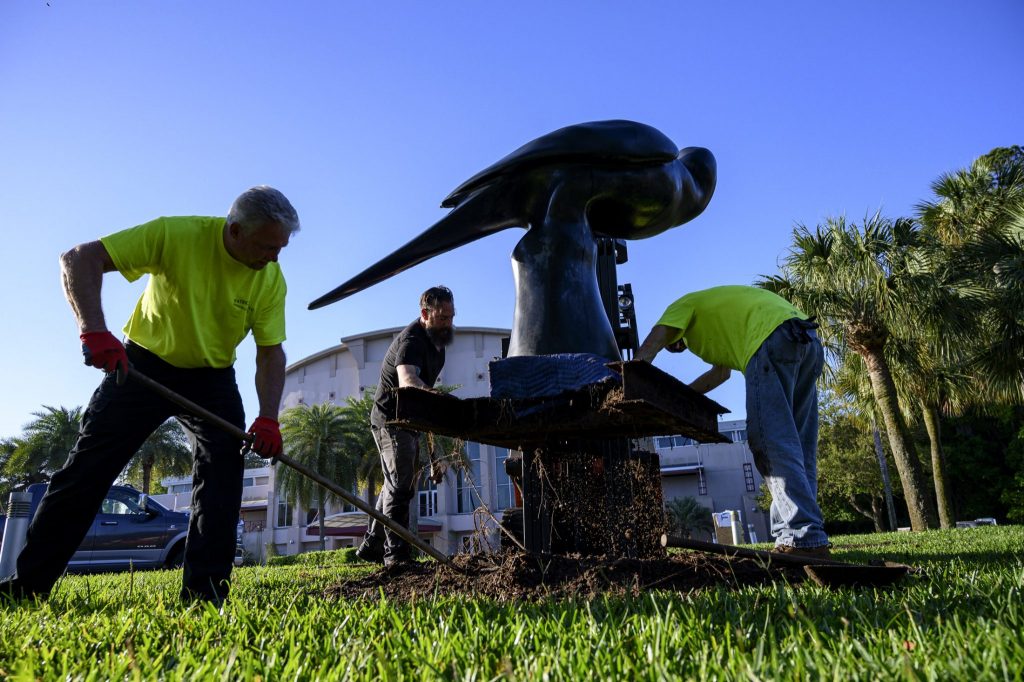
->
[266,547,359,567]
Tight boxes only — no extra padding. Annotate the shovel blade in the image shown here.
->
[803,561,910,588]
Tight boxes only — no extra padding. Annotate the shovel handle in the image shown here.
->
[127,368,247,441]
[126,367,454,568]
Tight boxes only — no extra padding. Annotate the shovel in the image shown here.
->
[126,366,455,569]
[660,534,913,588]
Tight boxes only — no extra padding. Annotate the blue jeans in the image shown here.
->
[745,319,828,548]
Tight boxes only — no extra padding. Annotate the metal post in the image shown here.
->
[0,492,33,580]
[729,510,744,544]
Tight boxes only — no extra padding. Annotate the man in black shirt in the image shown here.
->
[357,286,455,568]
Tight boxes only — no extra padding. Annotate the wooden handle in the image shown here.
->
[126,366,453,567]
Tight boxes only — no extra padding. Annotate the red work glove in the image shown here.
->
[247,417,282,458]
[81,332,129,375]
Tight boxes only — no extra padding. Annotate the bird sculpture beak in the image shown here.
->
[308,189,519,310]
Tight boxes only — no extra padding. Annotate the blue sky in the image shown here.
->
[1,1,1021,438]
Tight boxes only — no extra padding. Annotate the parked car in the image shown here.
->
[1,483,244,572]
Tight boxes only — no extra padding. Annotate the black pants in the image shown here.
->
[363,422,419,562]
[16,343,245,602]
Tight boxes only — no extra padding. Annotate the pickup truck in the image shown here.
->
[1,483,243,572]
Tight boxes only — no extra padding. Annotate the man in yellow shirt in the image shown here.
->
[2,186,299,603]
[637,285,829,557]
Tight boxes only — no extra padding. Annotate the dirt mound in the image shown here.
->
[324,550,806,602]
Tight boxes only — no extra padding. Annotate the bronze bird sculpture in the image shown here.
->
[309,120,716,360]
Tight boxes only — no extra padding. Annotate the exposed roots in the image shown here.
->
[323,549,806,602]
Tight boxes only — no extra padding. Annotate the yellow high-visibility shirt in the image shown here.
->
[655,285,806,372]
[101,216,286,368]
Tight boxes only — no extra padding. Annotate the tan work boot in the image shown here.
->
[772,544,832,559]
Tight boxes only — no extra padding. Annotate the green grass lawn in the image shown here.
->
[2,526,1022,681]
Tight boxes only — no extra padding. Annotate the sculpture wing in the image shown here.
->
[442,120,679,208]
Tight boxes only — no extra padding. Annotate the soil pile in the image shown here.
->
[325,550,806,602]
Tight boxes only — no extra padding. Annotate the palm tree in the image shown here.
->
[816,405,887,531]
[828,352,902,530]
[911,147,1024,523]
[337,392,382,507]
[278,402,356,550]
[121,419,192,494]
[882,328,980,528]
[916,146,1023,247]
[3,406,82,484]
[963,217,1024,404]
[790,228,967,528]
[339,385,467,509]
[760,214,940,529]
[665,496,714,540]
[917,146,1024,406]
[0,438,22,507]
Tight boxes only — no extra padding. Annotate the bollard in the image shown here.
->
[0,492,33,580]
[729,510,744,545]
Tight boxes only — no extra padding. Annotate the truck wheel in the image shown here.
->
[165,544,185,569]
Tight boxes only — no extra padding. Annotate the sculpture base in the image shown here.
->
[391,361,729,559]
[519,439,664,558]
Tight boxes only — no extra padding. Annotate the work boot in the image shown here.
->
[0,577,46,603]
[179,584,228,607]
[382,543,413,573]
[383,555,415,575]
[772,544,832,559]
[355,541,385,565]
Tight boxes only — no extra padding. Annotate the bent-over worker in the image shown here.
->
[636,285,829,557]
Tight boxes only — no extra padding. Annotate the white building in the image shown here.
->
[153,326,769,559]
[157,326,515,559]
[655,418,769,543]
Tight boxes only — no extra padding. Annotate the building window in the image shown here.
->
[460,534,481,554]
[729,429,748,443]
[493,447,514,511]
[743,462,756,492]
[276,501,293,528]
[419,475,438,517]
[697,470,708,496]
[242,477,254,487]
[655,435,696,449]
[419,489,438,517]
[254,476,270,486]
[457,442,483,513]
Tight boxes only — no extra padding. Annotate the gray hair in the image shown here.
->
[228,186,301,235]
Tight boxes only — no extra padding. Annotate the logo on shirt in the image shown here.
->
[234,297,248,311]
